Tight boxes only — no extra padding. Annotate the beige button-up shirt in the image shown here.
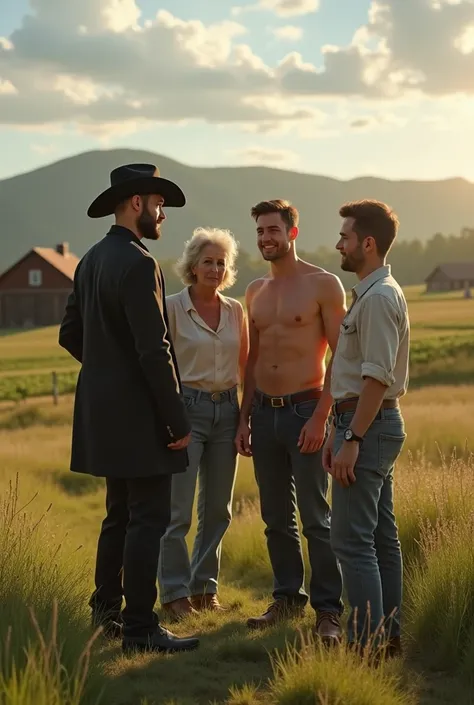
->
[330,265,410,401]
[166,287,245,392]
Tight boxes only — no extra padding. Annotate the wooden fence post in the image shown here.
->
[52,371,58,405]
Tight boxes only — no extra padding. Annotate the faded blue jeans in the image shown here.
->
[330,404,406,646]
[158,385,239,603]
[250,390,344,615]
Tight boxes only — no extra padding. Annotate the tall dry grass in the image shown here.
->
[0,476,104,705]
[0,387,472,703]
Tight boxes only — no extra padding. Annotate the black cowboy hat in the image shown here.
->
[87,163,186,218]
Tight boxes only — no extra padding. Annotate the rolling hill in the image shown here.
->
[1,148,473,271]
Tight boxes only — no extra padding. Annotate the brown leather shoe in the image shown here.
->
[191,594,226,612]
[247,600,305,630]
[314,611,342,646]
[162,597,198,622]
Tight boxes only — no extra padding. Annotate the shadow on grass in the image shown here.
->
[96,616,312,705]
[53,471,105,497]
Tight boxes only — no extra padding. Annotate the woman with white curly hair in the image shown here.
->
[158,227,248,619]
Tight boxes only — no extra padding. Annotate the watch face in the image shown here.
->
[344,429,352,440]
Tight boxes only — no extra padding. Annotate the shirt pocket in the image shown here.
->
[338,321,359,359]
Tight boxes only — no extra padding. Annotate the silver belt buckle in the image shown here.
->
[271,397,284,408]
[211,392,221,402]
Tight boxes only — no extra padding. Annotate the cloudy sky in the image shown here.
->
[0,0,473,181]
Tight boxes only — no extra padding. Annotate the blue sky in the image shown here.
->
[0,0,473,182]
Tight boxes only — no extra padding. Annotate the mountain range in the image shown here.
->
[1,148,473,271]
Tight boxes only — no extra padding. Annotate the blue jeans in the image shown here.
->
[158,385,239,603]
[250,390,344,614]
[330,405,406,646]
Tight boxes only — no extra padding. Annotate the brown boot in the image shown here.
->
[247,600,305,630]
[162,597,198,622]
[191,594,226,612]
[314,611,342,646]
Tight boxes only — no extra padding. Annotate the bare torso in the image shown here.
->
[249,261,330,396]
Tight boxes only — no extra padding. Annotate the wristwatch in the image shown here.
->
[344,428,363,443]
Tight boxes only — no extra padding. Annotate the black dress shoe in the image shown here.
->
[122,626,200,655]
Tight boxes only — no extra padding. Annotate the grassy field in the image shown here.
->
[0,284,473,703]
[0,284,473,401]
[0,388,473,704]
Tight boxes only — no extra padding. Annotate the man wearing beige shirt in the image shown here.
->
[323,199,409,657]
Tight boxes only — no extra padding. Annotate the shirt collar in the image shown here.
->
[181,286,231,312]
[352,264,391,302]
[108,224,149,252]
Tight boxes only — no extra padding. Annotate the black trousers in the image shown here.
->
[89,474,172,637]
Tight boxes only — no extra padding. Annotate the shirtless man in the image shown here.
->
[235,199,345,642]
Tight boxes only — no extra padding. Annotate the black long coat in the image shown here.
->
[58,225,191,478]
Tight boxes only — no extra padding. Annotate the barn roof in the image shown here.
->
[33,247,79,281]
[0,242,80,284]
[425,262,474,282]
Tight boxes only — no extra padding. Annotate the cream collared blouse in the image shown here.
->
[165,286,246,392]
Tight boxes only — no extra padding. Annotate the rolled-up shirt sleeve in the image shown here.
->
[358,294,399,387]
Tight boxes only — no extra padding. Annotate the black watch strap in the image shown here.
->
[344,428,363,443]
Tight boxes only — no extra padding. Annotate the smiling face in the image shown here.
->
[192,243,227,290]
[256,212,297,261]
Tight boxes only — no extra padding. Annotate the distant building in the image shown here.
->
[0,242,79,329]
[424,262,474,293]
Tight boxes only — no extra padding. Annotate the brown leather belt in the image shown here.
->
[333,397,399,415]
[255,387,322,408]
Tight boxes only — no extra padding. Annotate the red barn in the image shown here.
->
[0,242,79,329]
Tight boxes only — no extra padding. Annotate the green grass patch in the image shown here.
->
[0,371,78,402]
[0,356,79,374]
[0,475,105,704]
[406,504,474,681]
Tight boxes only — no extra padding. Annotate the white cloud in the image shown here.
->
[231,145,300,166]
[0,38,14,51]
[0,79,17,95]
[0,0,473,139]
[27,0,141,33]
[271,25,303,41]
[454,24,474,54]
[277,0,474,98]
[232,0,319,18]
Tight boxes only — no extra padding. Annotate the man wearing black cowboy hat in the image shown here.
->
[59,163,199,655]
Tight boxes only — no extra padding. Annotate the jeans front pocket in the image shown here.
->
[229,393,240,413]
[183,395,195,410]
[292,399,317,420]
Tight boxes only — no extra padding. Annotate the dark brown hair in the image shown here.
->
[339,199,399,256]
[250,199,299,230]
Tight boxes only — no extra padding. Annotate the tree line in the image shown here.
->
[160,227,474,297]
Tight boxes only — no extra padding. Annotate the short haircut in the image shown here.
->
[250,199,299,230]
[339,199,399,256]
[174,227,239,290]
